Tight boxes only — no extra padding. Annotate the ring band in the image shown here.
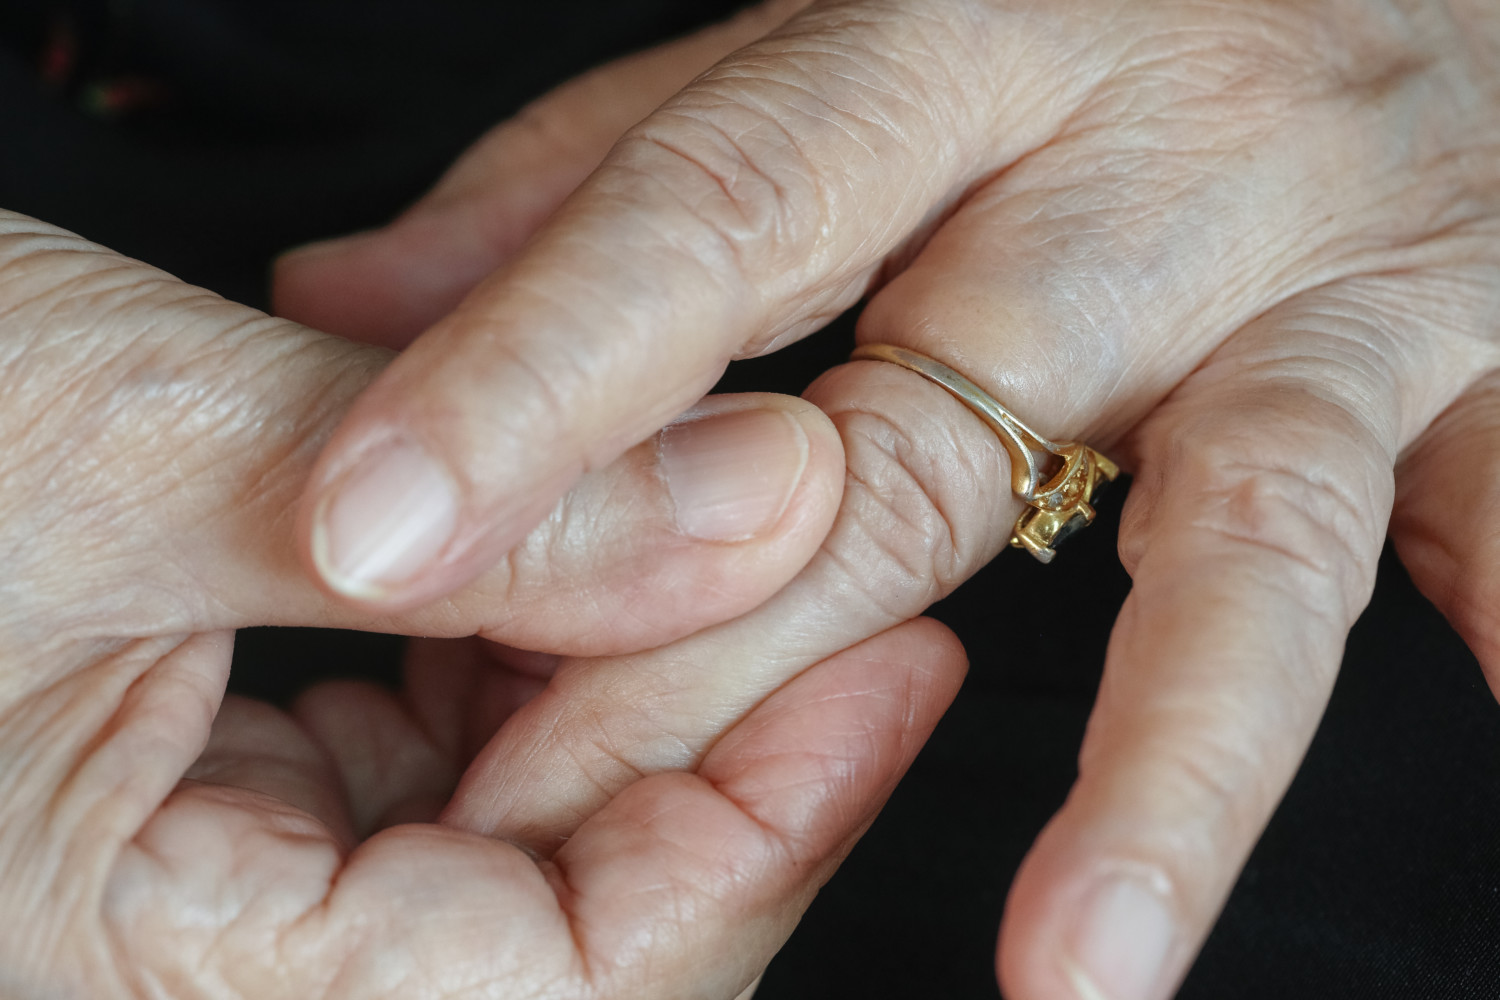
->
[850,344,1119,563]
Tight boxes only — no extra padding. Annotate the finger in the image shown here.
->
[185,694,356,844]
[272,0,812,347]
[442,357,1019,851]
[398,638,555,764]
[292,638,557,836]
[118,619,960,1000]
[297,0,1104,607]
[999,275,1492,1000]
[1390,369,1500,698]
[0,631,232,907]
[297,390,846,653]
[0,216,842,654]
[526,617,965,998]
[291,678,457,836]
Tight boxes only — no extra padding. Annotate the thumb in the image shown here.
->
[0,212,843,658]
[298,0,1100,609]
[272,0,809,348]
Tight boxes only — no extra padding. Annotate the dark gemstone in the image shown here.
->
[1050,510,1091,548]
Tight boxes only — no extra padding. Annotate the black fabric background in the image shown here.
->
[2,3,1498,996]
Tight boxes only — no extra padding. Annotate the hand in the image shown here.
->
[277,2,1500,997]
[0,212,965,999]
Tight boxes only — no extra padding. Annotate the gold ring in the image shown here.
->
[850,344,1119,564]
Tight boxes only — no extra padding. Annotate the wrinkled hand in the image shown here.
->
[277,2,1500,998]
[0,213,971,999]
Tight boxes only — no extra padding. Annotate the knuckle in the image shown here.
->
[553,664,702,787]
[826,390,1009,619]
[1146,394,1392,625]
[1062,0,1476,202]
[1192,459,1379,623]
[1088,716,1294,888]
[1116,0,1430,103]
[613,107,826,297]
[600,9,985,329]
[1160,734,1278,846]
[503,90,600,166]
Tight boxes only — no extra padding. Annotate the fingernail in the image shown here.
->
[312,439,459,600]
[1063,876,1177,1000]
[659,408,809,542]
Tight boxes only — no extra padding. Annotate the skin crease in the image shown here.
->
[0,213,970,999]
[274,1,1500,998]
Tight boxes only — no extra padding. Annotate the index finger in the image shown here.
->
[297,0,1101,608]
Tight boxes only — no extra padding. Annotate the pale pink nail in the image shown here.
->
[1064,876,1177,1000]
[659,408,809,542]
[313,439,459,600]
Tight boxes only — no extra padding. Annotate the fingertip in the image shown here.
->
[999,826,1187,1000]
[898,615,971,698]
[304,433,464,607]
[996,837,1057,1000]
[272,213,495,348]
[525,393,844,651]
[998,817,1078,1000]
[299,419,575,613]
[273,230,401,341]
[299,390,842,628]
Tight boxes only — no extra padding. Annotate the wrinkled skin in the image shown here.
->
[0,214,977,998]
[275,1,1500,998]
